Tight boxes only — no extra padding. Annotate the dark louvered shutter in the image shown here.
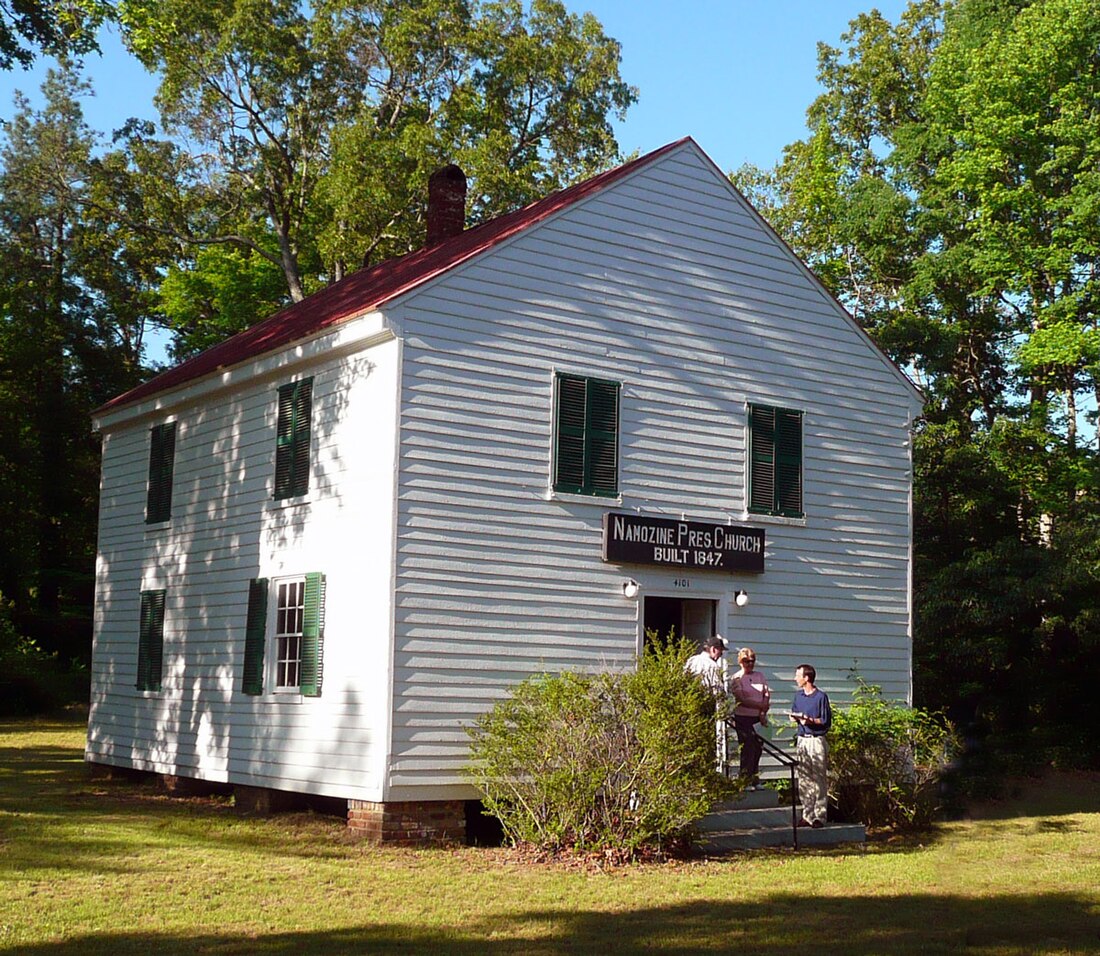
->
[749,405,776,513]
[554,374,620,496]
[275,379,313,499]
[145,422,176,524]
[242,578,268,696]
[136,589,166,692]
[554,375,587,491]
[775,409,803,516]
[586,380,619,495]
[299,572,325,697]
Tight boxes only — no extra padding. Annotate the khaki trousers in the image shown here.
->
[796,734,828,824]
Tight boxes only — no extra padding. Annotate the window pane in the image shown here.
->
[275,578,306,689]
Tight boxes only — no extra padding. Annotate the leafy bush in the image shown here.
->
[465,635,730,855]
[829,678,960,830]
[0,597,89,716]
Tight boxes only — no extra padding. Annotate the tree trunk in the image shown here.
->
[35,219,67,618]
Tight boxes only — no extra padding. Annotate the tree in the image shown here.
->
[733,0,1100,761]
[114,0,635,357]
[0,65,155,659]
[0,0,111,70]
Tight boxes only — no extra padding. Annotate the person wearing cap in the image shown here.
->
[685,636,729,771]
[729,646,771,784]
[685,635,728,697]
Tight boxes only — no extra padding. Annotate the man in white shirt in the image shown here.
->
[685,635,728,694]
[685,635,729,771]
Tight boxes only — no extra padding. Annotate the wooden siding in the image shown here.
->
[386,143,920,799]
[87,337,400,801]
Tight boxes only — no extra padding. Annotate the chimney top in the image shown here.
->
[427,164,467,247]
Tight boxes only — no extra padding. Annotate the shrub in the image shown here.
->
[0,597,89,717]
[829,678,960,830]
[465,634,730,854]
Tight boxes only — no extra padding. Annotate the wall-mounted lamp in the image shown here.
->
[734,590,749,608]
[623,579,640,599]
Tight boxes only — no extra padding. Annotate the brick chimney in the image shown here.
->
[426,164,467,246]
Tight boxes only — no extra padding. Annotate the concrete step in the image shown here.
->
[697,804,798,831]
[713,787,781,810]
[696,786,867,853]
[697,821,867,853]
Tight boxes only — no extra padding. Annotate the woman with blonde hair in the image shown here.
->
[729,646,770,783]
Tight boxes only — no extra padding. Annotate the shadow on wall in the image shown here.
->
[89,350,365,788]
[7,891,1099,954]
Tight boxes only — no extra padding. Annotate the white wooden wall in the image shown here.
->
[386,142,921,800]
[87,333,400,802]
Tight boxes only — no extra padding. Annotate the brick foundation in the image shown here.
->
[347,799,466,845]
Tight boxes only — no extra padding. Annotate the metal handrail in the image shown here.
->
[726,720,802,850]
[757,733,801,851]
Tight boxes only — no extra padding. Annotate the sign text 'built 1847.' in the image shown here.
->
[602,513,765,573]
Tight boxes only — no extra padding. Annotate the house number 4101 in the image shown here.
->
[673,578,690,589]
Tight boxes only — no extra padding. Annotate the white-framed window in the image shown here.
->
[241,572,325,697]
[273,578,305,690]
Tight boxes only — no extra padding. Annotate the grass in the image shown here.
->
[1,716,1099,955]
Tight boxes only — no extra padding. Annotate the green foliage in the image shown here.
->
[0,0,111,70]
[465,635,728,854]
[830,678,960,830]
[158,243,288,360]
[113,0,636,355]
[0,596,87,716]
[738,0,1100,763]
[0,66,153,662]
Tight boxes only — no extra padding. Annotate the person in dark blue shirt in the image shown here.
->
[790,663,831,828]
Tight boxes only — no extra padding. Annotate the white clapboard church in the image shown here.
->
[87,138,923,842]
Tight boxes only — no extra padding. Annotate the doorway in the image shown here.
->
[643,597,717,649]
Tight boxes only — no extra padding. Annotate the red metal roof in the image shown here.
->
[97,137,693,416]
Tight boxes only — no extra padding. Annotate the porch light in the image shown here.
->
[622,579,640,599]
[734,590,749,607]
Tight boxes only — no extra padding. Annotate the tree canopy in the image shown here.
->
[112,0,635,357]
[734,0,1100,755]
[0,2,636,661]
[0,0,110,70]
[0,65,155,658]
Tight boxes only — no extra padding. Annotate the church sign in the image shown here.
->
[602,513,765,573]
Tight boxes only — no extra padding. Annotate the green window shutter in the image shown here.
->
[299,572,325,697]
[553,374,620,496]
[775,409,803,517]
[145,422,176,524]
[586,380,619,495]
[748,404,776,514]
[242,578,268,696]
[274,378,313,499]
[748,404,803,517]
[136,589,166,692]
[554,374,587,491]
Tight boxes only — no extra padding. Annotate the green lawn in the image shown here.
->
[1,717,1098,955]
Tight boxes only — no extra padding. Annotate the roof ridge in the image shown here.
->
[96,137,695,417]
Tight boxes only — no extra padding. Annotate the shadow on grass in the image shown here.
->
[6,891,1099,955]
[0,741,351,877]
[966,771,1100,821]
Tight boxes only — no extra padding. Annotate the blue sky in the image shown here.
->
[0,1,909,174]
